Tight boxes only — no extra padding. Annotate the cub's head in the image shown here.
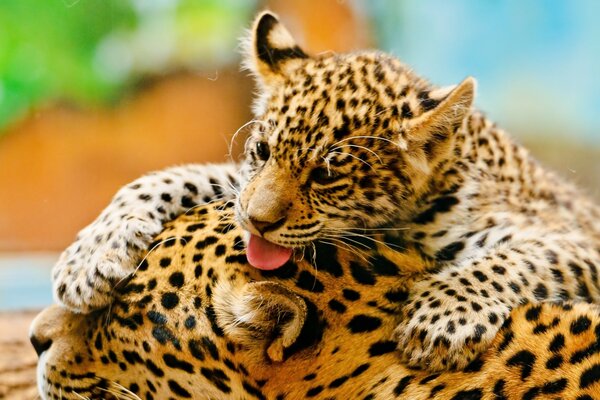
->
[236,12,476,262]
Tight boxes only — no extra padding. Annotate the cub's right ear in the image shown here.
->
[243,11,309,86]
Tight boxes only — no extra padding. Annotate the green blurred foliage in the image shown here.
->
[0,0,256,131]
[0,0,136,128]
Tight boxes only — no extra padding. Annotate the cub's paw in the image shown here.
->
[52,212,162,313]
[394,285,510,371]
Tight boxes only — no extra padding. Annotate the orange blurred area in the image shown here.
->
[0,0,371,252]
[0,72,252,250]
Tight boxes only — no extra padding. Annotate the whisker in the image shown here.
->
[216,198,238,210]
[104,299,114,327]
[104,235,180,324]
[320,234,367,255]
[184,196,235,215]
[242,134,254,156]
[99,387,134,400]
[323,230,370,250]
[71,391,90,400]
[296,246,306,263]
[374,106,393,117]
[228,119,270,160]
[319,238,358,254]
[329,144,383,164]
[109,381,143,400]
[331,134,397,148]
[319,238,370,264]
[209,182,241,196]
[225,180,242,196]
[127,237,177,281]
[324,226,410,232]
[327,151,375,171]
[323,229,406,252]
[323,233,373,251]
[323,155,332,176]
[215,213,235,226]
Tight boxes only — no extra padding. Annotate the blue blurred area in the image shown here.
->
[0,256,53,311]
[367,0,600,143]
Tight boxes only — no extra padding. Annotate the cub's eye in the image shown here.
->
[256,141,270,161]
[311,166,340,185]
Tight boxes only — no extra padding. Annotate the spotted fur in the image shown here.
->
[33,202,600,399]
[52,12,600,370]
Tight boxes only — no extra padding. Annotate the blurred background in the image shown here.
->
[0,1,599,393]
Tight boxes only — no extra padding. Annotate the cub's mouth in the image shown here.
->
[246,233,294,271]
[236,194,322,271]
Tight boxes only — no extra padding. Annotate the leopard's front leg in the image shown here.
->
[52,162,241,313]
[394,239,593,371]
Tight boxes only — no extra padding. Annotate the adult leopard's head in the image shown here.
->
[28,201,421,400]
[236,12,476,269]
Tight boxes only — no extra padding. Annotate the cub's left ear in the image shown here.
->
[243,11,308,85]
[406,77,476,143]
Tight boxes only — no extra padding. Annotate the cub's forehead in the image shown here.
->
[287,51,416,91]
[262,51,428,124]
[256,52,426,147]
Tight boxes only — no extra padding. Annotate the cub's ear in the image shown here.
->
[243,11,308,86]
[406,77,476,143]
[399,77,475,173]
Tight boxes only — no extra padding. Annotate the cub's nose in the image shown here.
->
[249,216,286,235]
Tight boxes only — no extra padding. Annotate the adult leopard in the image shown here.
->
[51,12,600,371]
[32,201,600,399]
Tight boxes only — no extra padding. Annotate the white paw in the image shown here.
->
[52,212,162,313]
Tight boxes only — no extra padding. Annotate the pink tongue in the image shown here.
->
[247,234,293,270]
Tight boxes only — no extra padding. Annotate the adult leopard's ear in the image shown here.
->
[213,280,308,362]
[243,11,308,86]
